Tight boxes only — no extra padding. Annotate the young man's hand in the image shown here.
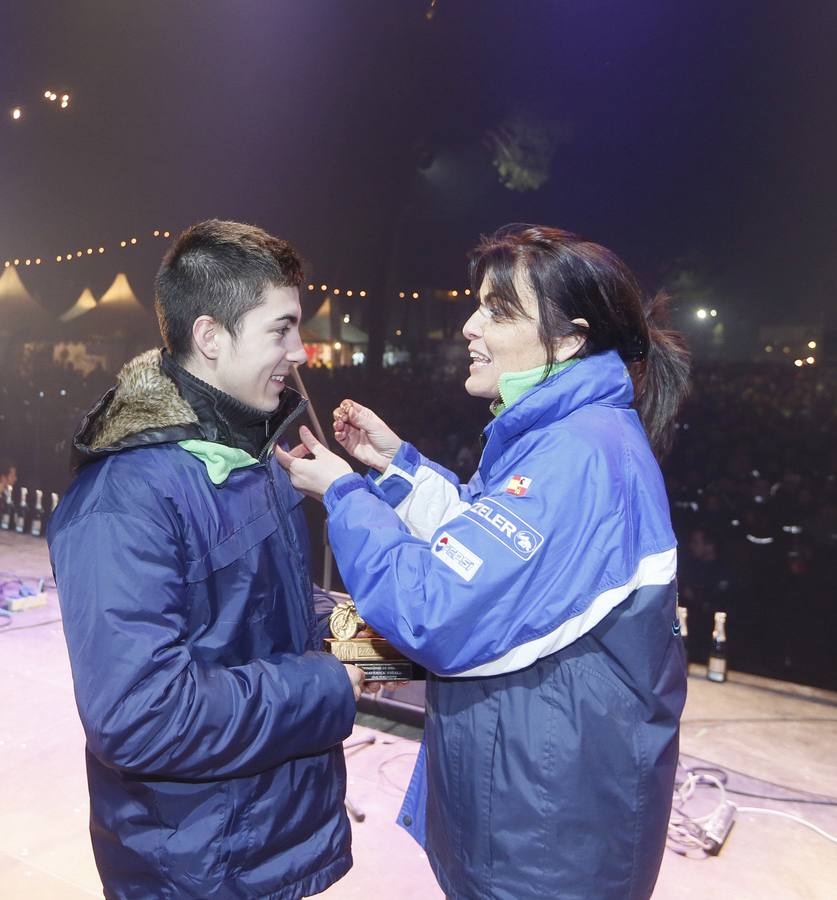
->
[344,664,366,702]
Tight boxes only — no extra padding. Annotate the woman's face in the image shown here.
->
[462,270,548,400]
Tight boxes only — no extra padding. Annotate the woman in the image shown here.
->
[277,225,690,899]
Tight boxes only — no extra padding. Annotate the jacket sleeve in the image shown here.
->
[325,438,677,678]
[366,442,476,541]
[50,507,356,780]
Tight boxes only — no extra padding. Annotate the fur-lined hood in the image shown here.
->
[92,349,200,449]
[71,349,204,470]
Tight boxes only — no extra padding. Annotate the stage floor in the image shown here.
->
[1,531,835,899]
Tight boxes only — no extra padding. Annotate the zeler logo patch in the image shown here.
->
[463,498,544,560]
[432,533,484,582]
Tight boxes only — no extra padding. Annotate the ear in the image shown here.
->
[192,315,222,361]
[555,317,589,362]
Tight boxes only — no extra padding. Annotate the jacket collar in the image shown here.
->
[71,348,307,470]
[160,351,303,460]
[479,350,633,472]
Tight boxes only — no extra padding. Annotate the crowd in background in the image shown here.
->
[2,347,835,689]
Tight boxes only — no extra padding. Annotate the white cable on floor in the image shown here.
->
[735,807,837,844]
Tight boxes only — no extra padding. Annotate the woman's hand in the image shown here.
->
[332,399,402,472]
[274,426,352,501]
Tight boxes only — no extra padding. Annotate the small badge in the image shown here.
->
[433,533,484,582]
[505,475,532,496]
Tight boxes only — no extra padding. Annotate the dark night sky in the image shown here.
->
[1,0,835,326]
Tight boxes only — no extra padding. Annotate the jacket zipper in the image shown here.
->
[258,396,309,464]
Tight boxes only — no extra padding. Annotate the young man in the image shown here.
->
[48,220,363,900]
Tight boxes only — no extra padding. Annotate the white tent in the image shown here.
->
[59,287,97,323]
[0,265,53,338]
[303,297,369,344]
[64,273,158,342]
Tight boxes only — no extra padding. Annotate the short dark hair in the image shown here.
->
[468,224,690,458]
[155,219,305,361]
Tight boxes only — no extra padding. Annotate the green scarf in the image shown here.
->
[491,359,580,417]
[178,440,258,485]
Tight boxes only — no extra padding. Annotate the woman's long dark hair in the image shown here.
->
[468,224,690,459]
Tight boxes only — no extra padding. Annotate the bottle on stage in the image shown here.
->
[0,486,13,531]
[14,486,29,534]
[30,489,45,537]
[677,604,689,664]
[707,611,728,683]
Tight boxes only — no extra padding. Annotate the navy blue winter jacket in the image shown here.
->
[48,350,356,900]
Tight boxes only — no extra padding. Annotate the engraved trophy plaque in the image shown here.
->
[324,600,424,682]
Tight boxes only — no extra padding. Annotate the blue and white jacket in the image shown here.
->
[325,351,687,900]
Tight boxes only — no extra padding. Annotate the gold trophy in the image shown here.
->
[324,599,424,682]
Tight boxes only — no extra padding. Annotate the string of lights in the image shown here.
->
[9,87,74,122]
[2,229,172,269]
[305,285,473,300]
[3,238,474,300]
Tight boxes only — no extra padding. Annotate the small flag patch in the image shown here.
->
[505,475,532,496]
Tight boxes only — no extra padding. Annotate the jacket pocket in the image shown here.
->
[185,509,279,585]
[184,510,285,635]
[149,778,231,890]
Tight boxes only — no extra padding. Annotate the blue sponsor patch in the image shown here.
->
[462,497,544,560]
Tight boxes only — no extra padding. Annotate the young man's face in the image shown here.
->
[213,285,308,413]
